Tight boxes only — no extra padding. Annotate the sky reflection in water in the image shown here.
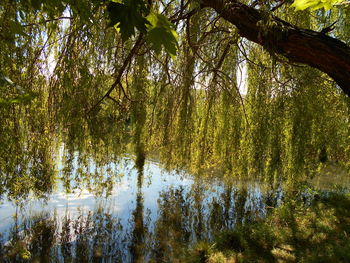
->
[0,159,292,262]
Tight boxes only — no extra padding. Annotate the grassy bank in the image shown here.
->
[187,189,350,263]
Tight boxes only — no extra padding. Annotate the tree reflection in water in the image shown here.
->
[0,172,278,262]
[129,171,147,263]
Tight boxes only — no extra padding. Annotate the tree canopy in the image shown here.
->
[0,0,350,201]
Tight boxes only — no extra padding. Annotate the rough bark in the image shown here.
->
[201,0,350,96]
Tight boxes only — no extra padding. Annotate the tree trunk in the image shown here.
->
[202,0,350,96]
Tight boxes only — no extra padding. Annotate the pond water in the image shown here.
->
[0,157,348,262]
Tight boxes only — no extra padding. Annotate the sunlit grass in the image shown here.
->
[187,189,350,263]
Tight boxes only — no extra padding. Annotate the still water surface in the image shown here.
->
[0,158,347,262]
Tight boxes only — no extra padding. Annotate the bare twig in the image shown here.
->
[87,34,144,114]
[270,0,286,11]
[23,17,73,27]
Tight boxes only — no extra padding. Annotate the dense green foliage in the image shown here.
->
[0,0,350,202]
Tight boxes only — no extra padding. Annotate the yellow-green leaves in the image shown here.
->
[146,12,178,58]
[291,0,344,10]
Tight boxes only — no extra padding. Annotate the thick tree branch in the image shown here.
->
[201,0,350,96]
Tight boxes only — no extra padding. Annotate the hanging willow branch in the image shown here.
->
[88,34,144,114]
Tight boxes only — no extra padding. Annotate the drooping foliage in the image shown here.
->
[0,0,349,201]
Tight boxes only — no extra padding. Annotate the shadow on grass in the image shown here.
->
[188,190,350,263]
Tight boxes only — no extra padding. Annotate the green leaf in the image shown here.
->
[0,74,15,87]
[291,0,344,10]
[0,92,38,106]
[0,73,37,106]
[146,13,178,58]
[107,0,150,41]
[9,21,28,37]
[30,0,42,11]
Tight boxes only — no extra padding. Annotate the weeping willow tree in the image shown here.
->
[0,0,349,201]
